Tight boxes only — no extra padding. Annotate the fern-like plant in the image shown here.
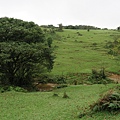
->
[90,87,120,112]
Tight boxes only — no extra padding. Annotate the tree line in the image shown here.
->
[41,24,101,30]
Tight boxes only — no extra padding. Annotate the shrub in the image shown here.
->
[88,68,113,84]
[53,93,59,97]
[79,86,120,118]
[92,42,97,46]
[0,86,27,92]
[56,84,68,89]
[90,87,120,112]
[35,74,67,84]
[63,92,69,98]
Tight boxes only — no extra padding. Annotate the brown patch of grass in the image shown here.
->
[35,83,58,91]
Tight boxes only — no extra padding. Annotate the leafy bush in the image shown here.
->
[0,86,27,92]
[90,87,120,112]
[55,76,67,84]
[56,84,68,89]
[88,68,113,84]
[79,86,120,118]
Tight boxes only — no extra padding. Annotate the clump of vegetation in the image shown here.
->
[36,74,67,84]
[90,86,120,112]
[88,68,113,84]
[0,85,27,93]
[105,35,120,56]
[76,32,82,36]
[58,23,63,32]
[92,42,97,46]
[54,76,67,84]
[56,84,68,89]
[53,93,59,97]
[79,86,120,118]
[73,80,78,85]
[63,92,69,98]
[65,73,90,85]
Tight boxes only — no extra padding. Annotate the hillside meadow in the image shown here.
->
[0,29,120,120]
[51,29,120,75]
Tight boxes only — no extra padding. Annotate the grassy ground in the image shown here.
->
[51,29,120,75]
[1,29,120,120]
[0,84,119,120]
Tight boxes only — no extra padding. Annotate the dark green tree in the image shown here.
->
[0,17,55,87]
[0,17,45,43]
[58,23,63,31]
[117,26,120,31]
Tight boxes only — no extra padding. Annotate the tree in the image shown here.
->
[0,17,45,43]
[117,26,120,31]
[58,23,63,31]
[0,17,55,87]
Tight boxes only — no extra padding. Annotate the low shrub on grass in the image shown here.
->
[90,87,120,112]
[0,87,4,93]
[88,68,113,84]
[56,84,68,89]
[55,76,67,84]
[63,92,69,98]
[79,86,120,118]
[0,85,27,92]
[53,93,59,97]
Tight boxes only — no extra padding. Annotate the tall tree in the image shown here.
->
[0,17,55,87]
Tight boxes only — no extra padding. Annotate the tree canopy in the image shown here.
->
[0,17,45,43]
[0,17,55,87]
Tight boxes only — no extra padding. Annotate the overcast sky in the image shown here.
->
[0,0,120,29]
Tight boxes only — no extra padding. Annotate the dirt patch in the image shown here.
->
[108,73,120,83]
[35,83,58,91]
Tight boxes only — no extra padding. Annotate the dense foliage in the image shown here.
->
[0,17,55,87]
[0,17,45,43]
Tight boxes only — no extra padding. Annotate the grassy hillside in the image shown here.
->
[51,29,120,75]
[0,29,120,120]
[0,84,119,120]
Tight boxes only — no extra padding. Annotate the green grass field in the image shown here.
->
[0,29,120,120]
[0,84,120,120]
[51,29,120,75]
